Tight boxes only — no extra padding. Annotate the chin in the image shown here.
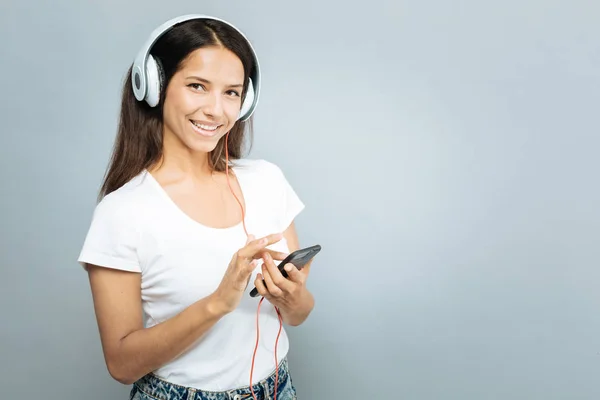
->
[185,139,220,154]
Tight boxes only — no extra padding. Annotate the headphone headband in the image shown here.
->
[131,14,261,121]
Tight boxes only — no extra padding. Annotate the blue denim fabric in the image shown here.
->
[129,358,297,400]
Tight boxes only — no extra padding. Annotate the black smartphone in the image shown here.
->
[249,244,321,298]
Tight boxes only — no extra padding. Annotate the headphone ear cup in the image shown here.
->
[238,78,255,120]
[145,55,163,107]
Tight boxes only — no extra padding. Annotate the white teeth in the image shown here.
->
[191,121,219,131]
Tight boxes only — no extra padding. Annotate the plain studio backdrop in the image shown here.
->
[1,0,599,399]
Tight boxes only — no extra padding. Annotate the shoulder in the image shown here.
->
[78,173,148,273]
[93,173,148,221]
[235,158,305,231]
[84,171,153,246]
[233,158,286,179]
[235,158,281,174]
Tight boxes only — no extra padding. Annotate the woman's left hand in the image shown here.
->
[253,252,315,326]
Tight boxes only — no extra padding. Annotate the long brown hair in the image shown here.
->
[99,18,256,200]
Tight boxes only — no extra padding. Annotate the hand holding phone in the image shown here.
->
[249,244,321,297]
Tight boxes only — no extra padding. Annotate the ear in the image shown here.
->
[145,55,164,107]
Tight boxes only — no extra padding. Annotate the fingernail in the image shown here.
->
[284,264,293,271]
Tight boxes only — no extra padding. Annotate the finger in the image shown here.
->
[253,249,288,261]
[261,265,284,297]
[238,259,259,281]
[254,273,270,298]
[283,263,305,284]
[238,233,283,259]
[263,253,294,293]
[248,259,259,273]
[233,234,256,266]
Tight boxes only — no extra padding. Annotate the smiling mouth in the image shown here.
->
[190,120,222,137]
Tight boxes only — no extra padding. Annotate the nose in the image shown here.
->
[202,91,224,118]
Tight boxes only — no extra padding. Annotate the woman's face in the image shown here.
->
[162,45,245,155]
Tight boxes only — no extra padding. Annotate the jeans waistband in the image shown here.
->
[133,357,291,400]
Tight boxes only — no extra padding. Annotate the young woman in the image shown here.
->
[78,14,315,400]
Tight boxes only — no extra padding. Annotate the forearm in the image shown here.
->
[107,294,226,384]
[278,289,315,326]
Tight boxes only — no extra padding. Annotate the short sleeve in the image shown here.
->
[77,194,142,273]
[270,162,305,232]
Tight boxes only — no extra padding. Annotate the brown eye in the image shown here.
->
[188,83,206,91]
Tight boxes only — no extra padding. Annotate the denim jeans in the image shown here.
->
[129,358,298,400]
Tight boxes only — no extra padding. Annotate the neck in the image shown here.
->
[150,133,215,182]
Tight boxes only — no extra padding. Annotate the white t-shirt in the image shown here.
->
[77,158,305,391]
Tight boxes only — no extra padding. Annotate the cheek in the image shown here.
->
[223,100,242,124]
[178,92,203,114]
[162,92,189,125]
[162,103,178,131]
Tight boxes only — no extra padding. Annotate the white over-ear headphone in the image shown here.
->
[131,14,260,122]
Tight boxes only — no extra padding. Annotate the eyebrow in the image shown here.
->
[186,76,244,88]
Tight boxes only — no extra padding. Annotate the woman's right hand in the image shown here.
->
[211,233,287,314]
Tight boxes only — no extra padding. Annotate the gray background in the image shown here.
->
[1,0,599,399]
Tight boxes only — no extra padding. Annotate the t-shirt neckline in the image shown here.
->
[141,166,248,232]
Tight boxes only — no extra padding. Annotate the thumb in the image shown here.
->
[246,234,255,245]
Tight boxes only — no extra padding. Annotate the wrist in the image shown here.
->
[205,292,232,318]
[298,287,315,314]
[281,288,314,326]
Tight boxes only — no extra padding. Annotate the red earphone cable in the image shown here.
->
[225,132,282,400]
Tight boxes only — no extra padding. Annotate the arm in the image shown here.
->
[86,233,286,385]
[87,265,225,385]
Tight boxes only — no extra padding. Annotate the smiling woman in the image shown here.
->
[77,14,311,400]
[100,16,257,197]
